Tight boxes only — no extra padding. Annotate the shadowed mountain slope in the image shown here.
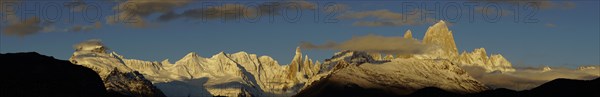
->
[0,52,127,97]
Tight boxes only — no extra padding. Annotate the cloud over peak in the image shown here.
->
[300,34,432,55]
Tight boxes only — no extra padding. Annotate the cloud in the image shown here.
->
[0,0,22,24]
[2,17,45,37]
[158,4,259,22]
[300,34,432,55]
[475,0,576,10]
[323,3,348,13]
[74,39,108,52]
[157,1,318,22]
[561,2,576,9]
[106,0,192,27]
[463,65,600,90]
[64,22,102,32]
[64,0,87,12]
[338,9,437,27]
[545,23,556,28]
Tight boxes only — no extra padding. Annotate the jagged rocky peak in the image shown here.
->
[423,20,458,58]
[104,68,166,97]
[404,29,413,39]
[185,52,200,58]
[471,48,489,61]
[287,47,303,80]
[161,59,171,65]
[287,46,321,81]
[296,46,302,54]
[457,48,516,73]
[180,52,203,60]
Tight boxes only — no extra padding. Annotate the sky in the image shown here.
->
[1,0,598,68]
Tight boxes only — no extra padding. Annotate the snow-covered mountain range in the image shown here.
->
[68,20,531,97]
[296,51,488,96]
[70,41,321,96]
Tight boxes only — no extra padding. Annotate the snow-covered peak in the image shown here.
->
[404,29,413,39]
[210,51,229,59]
[232,51,250,56]
[182,52,202,59]
[295,46,302,54]
[541,66,552,72]
[456,48,515,73]
[161,59,171,65]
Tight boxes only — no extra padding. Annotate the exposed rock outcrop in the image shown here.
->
[415,20,516,73]
[104,69,166,97]
[422,20,458,59]
[456,48,516,72]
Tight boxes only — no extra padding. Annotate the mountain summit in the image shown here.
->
[422,20,458,59]
[70,42,322,96]
[417,20,515,73]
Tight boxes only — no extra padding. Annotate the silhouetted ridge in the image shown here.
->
[296,77,599,97]
[404,78,600,97]
[522,78,600,97]
[0,52,128,97]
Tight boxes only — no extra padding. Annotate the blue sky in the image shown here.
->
[1,0,598,68]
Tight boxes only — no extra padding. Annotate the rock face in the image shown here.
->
[1,52,121,97]
[416,20,516,73]
[70,41,322,97]
[422,20,458,59]
[455,48,516,72]
[103,69,166,97]
[295,51,488,97]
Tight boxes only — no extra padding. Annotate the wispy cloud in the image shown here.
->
[338,9,437,27]
[562,2,576,9]
[157,1,318,22]
[1,17,54,37]
[545,23,556,28]
[475,0,577,10]
[73,39,108,51]
[63,0,87,12]
[106,0,193,27]
[300,34,432,55]
[64,22,102,32]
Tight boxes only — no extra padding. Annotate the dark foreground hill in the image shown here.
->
[296,63,599,97]
[296,75,599,97]
[407,77,600,97]
[0,52,127,97]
